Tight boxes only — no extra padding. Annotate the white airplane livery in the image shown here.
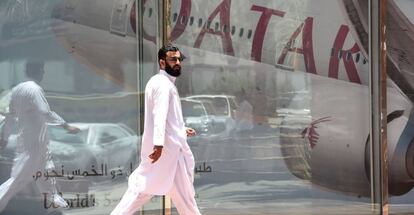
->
[50,0,414,198]
[167,0,369,84]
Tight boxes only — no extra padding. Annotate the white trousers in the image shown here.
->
[0,151,67,212]
[111,159,201,215]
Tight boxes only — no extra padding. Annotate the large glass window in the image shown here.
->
[170,0,375,214]
[2,0,414,214]
[0,0,155,214]
[385,0,414,214]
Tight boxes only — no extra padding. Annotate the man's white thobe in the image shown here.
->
[0,80,68,212]
[111,70,201,215]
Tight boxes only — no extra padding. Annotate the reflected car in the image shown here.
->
[186,95,239,135]
[181,98,217,135]
[0,122,139,188]
[49,123,139,181]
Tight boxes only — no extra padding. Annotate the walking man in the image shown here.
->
[111,44,201,215]
[0,60,80,212]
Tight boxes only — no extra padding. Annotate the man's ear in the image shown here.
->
[159,59,165,69]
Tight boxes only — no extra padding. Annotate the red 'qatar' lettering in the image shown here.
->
[139,0,156,43]
[250,5,285,62]
[329,25,361,84]
[277,17,316,74]
[170,0,192,41]
[194,0,235,56]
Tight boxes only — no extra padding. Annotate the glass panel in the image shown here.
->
[9,0,414,214]
[170,0,373,214]
[386,0,414,213]
[0,0,161,214]
[339,0,414,213]
[138,0,164,213]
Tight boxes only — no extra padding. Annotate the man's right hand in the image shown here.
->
[149,145,163,163]
[63,123,81,134]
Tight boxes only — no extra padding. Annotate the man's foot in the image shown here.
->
[52,194,69,208]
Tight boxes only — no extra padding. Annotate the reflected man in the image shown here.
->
[235,93,253,132]
[0,61,80,212]
[111,45,201,215]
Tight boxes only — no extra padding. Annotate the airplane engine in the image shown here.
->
[280,72,414,197]
[384,110,414,196]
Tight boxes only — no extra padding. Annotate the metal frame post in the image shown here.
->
[369,0,388,214]
[158,0,172,214]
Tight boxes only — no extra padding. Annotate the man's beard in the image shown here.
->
[165,63,181,77]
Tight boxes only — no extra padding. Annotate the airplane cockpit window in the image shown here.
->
[363,58,367,64]
[239,28,244,37]
[223,24,229,33]
[346,52,352,61]
[231,25,236,35]
[331,48,335,57]
[198,18,203,27]
[181,16,187,24]
[173,13,178,22]
[215,22,219,31]
[338,50,343,59]
[148,8,153,18]
[247,29,252,39]
[207,20,212,29]
[355,53,360,62]
[189,16,194,26]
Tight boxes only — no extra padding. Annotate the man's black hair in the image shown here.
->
[25,60,44,78]
[158,44,180,62]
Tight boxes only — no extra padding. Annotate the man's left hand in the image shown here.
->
[149,145,163,163]
[186,128,196,137]
[65,125,81,134]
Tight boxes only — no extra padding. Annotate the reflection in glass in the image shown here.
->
[338,0,414,213]
[4,0,414,214]
[49,127,88,144]
[169,0,380,214]
[0,61,80,213]
[0,0,143,213]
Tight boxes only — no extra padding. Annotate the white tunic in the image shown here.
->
[130,70,195,195]
[0,80,67,212]
[4,81,66,149]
